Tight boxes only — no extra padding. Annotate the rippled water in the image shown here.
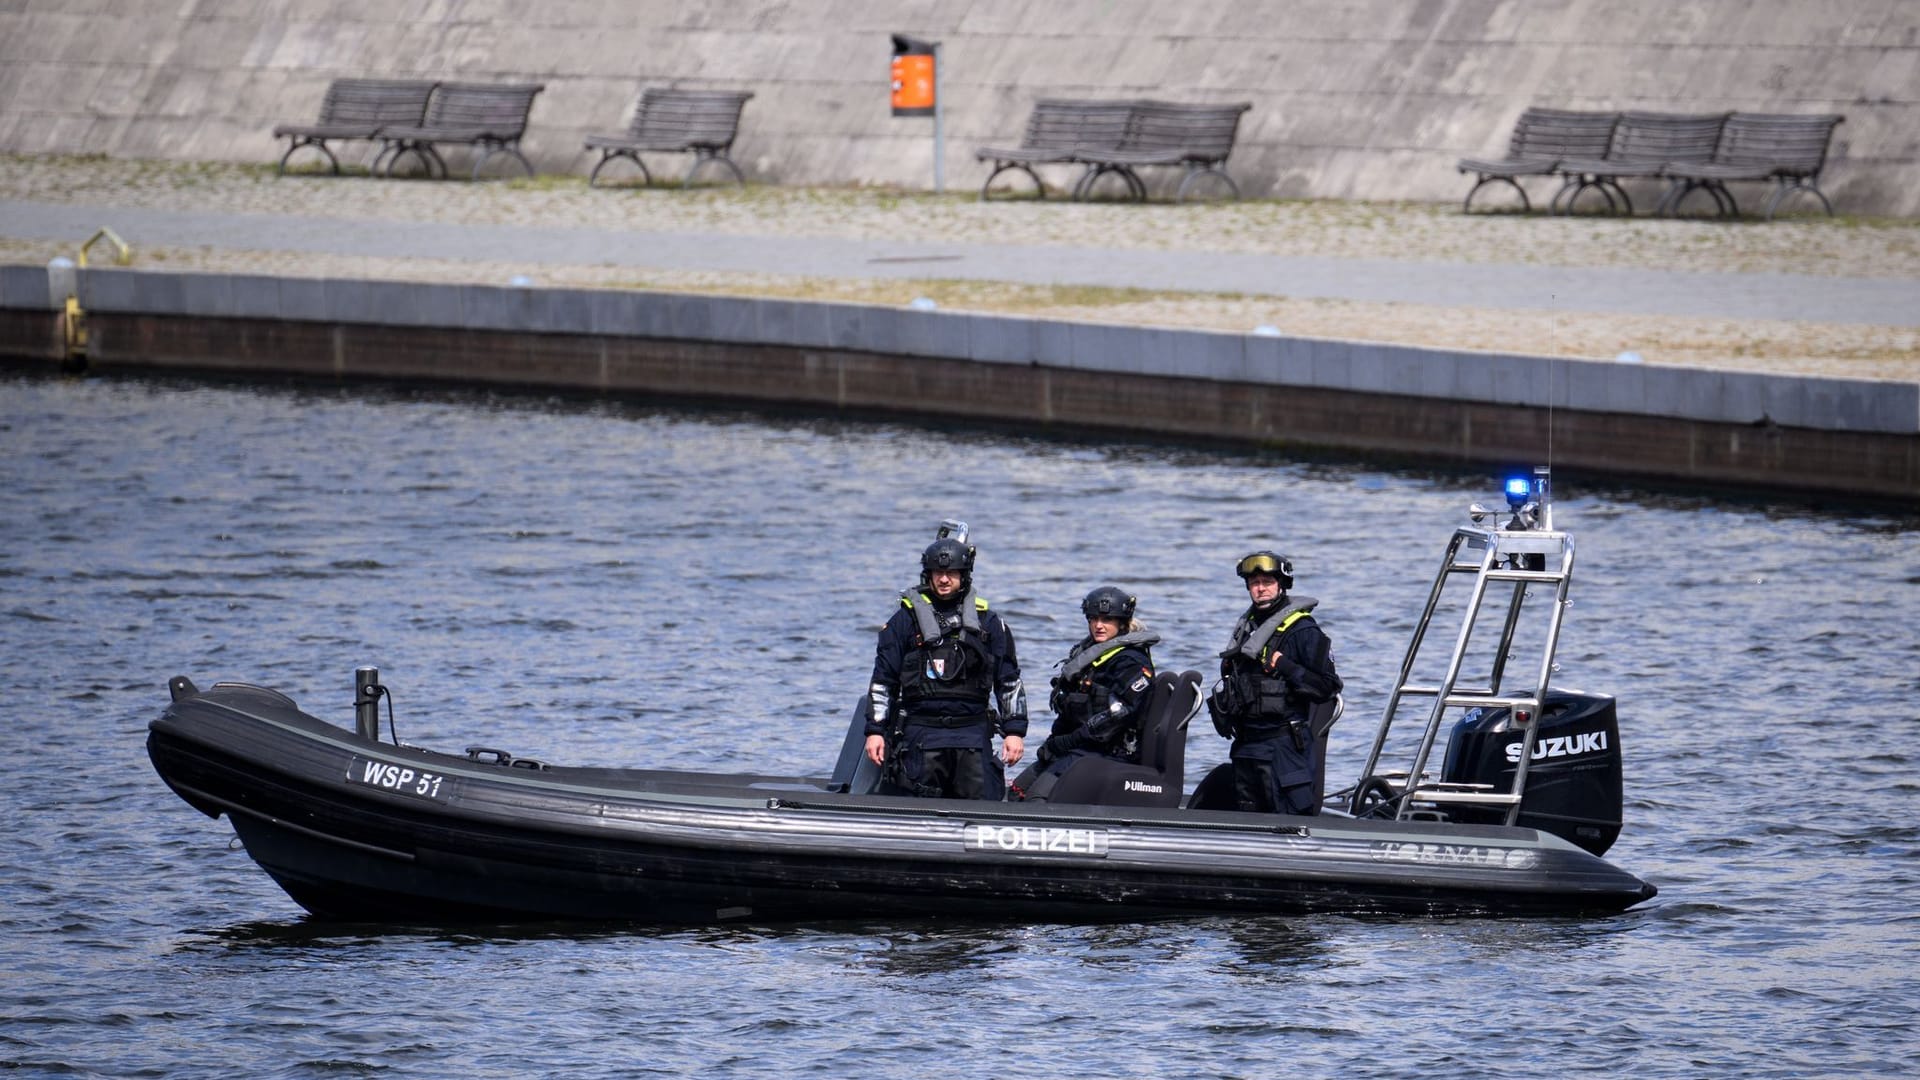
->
[3,370,1916,1079]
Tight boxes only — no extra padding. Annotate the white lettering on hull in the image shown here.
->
[347,755,448,800]
[1370,841,1539,870]
[964,824,1111,857]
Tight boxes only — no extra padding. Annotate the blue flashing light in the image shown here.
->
[1504,476,1531,507]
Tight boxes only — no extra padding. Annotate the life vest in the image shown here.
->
[1051,630,1159,742]
[1219,597,1319,720]
[896,588,995,708]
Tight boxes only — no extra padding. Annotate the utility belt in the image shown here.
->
[901,711,992,730]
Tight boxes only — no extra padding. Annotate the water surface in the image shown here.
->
[2,372,1915,1078]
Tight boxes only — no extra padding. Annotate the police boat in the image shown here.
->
[147,469,1657,923]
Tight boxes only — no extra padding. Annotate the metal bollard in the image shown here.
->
[354,666,382,741]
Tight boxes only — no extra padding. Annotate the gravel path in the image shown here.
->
[3,154,1915,382]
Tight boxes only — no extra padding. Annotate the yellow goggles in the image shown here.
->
[1236,552,1286,578]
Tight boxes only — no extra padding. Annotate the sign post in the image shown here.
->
[890,34,943,193]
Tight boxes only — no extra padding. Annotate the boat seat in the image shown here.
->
[1186,693,1344,813]
[828,696,886,794]
[1018,670,1201,809]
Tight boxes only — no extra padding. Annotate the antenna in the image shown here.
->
[1548,295,1557,475]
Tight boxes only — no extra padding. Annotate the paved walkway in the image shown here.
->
[7,198,1916,328]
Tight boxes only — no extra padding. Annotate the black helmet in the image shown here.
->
[1235,550,1293,590]
[1080,585,1136,622]
[920,537,975,588]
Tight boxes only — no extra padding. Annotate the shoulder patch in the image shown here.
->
[974,595,990,611]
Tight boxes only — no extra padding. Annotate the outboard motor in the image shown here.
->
[1440,689,1623,856]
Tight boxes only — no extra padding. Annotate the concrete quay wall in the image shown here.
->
[2,264,1914,501]
[1,1,1916,216]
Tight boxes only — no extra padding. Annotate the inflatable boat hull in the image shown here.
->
[148,681,1657,923]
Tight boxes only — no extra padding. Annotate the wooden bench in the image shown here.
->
[1548,110,1728,215]
[584,88,755,188]
[376,82,546,180]
[1658,113,1846,219]
[271,79,437,176]
[1457,107,1619,212]
[975,99,1135,200]
[1075,100,1254,201]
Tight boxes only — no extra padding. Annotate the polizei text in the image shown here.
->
[964,824,1111,857]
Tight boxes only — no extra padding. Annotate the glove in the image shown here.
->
[1039,733,1077,764]
[1266,653,1303,680]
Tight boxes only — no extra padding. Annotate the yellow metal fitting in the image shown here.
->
[78,227,132,268]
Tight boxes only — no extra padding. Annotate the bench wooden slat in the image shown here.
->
[375,82,546,181]
[270,78,437,175]
[1457,108,1619,210]
[585,87,755,187]
[1660,112,1845,219]
[1548,110,1728,214]
[977,98,1249,202]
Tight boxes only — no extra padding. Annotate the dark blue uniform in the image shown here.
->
[1040,631,1158,767]
[1210,597,1342,815]
[868,588,1026,800]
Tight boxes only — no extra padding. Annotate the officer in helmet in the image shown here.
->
[1207,550,1342,815]
[1028,586,1158,782]
[864,532,1027,799]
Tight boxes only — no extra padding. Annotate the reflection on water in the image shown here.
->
[2,370,1917,1079]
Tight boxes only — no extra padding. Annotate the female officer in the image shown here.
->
[1034,586,1159,770]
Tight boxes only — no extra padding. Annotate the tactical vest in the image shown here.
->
[1220,598,1319,721]
[1051,630,1160,727]
[896,588,995,709]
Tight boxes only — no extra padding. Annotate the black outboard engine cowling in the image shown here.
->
[1440,689,1623,856]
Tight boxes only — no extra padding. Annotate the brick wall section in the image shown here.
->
[1,1,1914,215]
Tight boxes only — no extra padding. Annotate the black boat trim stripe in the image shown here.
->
[167,777,416,863]
[765,795,1317,835]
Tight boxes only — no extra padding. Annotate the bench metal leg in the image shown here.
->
[589,150,654,188]
[1604,179,1635,217]
[1552,176,1625,216]
[1462,175,1531,213]
[382,142,445,180]
[978,163,1045,201]
[471,145,535,182]
[1076,164,1143,202]
[1174,166,1239,202]
[1658,179,1733,219]
[277,138,340,177]
[370,141,402,177]
[1763,179,1834,220]
[685,151,746,187]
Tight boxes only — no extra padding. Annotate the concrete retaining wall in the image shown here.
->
[2,263,1915,500]
[1,1,1915,216]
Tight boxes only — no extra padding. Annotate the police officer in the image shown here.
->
[864,536,1027,799]
[1207,551,1342,815]
[1036,586,1159,770]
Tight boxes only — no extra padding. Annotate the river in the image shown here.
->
[2,370,1915,1078]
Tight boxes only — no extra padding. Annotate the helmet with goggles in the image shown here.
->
[1234,550,1293,590]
